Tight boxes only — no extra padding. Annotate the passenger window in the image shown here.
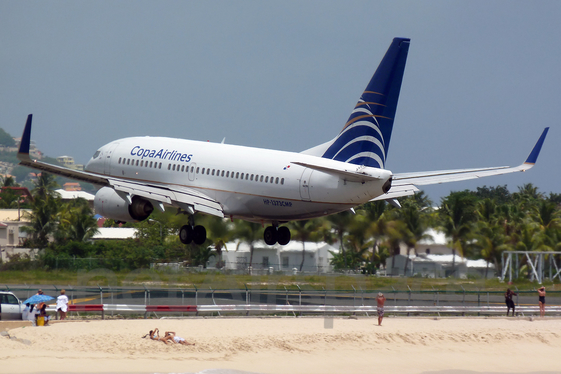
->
[196,167,200,174]
[168,164,171,170]
[181,165,185,172]
[207,169,210,175]
[250,174,254,181]
[260,176,264,182]
[212,169,215,176]
[221,170,225,177]
[127,159,130,165]
[231,171,235,178]
[136,160,139,166]
[172,164,176,171]
[275,177,279,184]
[226,171,229,178]
[245,174,249,180]
[270,177,274,183]
[281,178,284,185]
[118,157,122,164]
[236,172,239,179]
[159,163,162,169]
[202,168,205,174]
[265,176,269,183]
[150,161,153,168]
[191,166,195,173]
[140,160,144,167]
[240,173,244,179]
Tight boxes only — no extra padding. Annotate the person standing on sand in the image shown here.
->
[505,288,517,316]
[56,289,69,320]
[376,292,386,326]
[538,286,546,317]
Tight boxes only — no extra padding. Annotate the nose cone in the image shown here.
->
[85,148,104,173]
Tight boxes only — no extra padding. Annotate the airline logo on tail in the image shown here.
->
[322,37,410,169]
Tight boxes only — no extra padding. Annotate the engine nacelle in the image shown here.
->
[94,187,154,222]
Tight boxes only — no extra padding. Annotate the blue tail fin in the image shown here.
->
[322,37,410,169]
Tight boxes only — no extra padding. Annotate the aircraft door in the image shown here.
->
[188,163,196,181]
[299,168,313,201]
[103,143,120,175]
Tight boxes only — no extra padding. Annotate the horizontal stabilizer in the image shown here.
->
[291,161,387,183]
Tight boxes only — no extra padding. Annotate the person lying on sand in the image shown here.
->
[164,331,195,346]
[142,328,174,344]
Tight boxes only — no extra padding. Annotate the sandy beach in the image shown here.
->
[1,316,559,374]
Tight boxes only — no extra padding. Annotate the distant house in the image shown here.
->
[90,227,138,241]
[55,189,95,209]
[208,240,338,273]
[385,253,495,279]
[0,209,33,262]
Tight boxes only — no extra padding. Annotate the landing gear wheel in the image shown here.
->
[193,225,207,245]
[264,226,278,245]
[179,225,193,244]
[277,226,291,245]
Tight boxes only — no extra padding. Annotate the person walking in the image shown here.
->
[505,288,517,316]
[538,286,546,317]
[376,292,386,326]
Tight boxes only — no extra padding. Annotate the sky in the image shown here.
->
[1,1,560,204]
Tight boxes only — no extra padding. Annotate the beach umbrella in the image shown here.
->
[22,294,55,305]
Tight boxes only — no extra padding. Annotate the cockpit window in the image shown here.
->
[92,150,101,159]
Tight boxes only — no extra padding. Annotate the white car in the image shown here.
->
[0,291,22,320]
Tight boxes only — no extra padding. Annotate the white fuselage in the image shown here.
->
[85,137,392,223]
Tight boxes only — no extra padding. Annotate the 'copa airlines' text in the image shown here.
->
[130,146,193,162]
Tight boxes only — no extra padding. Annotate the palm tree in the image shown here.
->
[55,198,99,243]
[438,191,478,277]
[232,220,263,273]
[325,211,354,268]
[206,216,233,268]
[288,219,322,271]
[396,197,431,275]
[21,173,61,248]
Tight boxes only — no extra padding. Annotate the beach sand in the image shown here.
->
[0,316,558,374]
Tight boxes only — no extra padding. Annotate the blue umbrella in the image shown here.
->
[23,294,55,305]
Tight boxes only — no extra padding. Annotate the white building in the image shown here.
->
[385,253,495,279]
[208,240,339,273]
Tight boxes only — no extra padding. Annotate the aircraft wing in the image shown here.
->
[373,127,549,201]
[17,114,224,218]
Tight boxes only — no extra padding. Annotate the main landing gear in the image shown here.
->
[179,224,206,245]
[264,225,291,246]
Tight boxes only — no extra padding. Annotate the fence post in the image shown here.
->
[297,284,302,317]
[461,286,465,316]
[143,285,148,319]
[351,285,356,308]
[392,286,397,306]
[193,284,198,317]
[407,285,411,317]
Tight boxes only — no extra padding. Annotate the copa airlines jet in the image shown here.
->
[17,38,549,246]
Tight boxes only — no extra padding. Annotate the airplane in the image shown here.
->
[17,37,549,246]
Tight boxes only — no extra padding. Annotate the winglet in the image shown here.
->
[524,127,549,165]
[17,114,33,161]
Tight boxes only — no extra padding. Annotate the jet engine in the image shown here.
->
[94,187,154,222]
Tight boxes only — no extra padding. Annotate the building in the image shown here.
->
[208,240,339,273]
[385,253,495,279]
[90,227,138,241]
[56,156,84,171]
[0,209,33,262]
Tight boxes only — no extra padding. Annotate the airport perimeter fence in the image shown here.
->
[2,284,560,318]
